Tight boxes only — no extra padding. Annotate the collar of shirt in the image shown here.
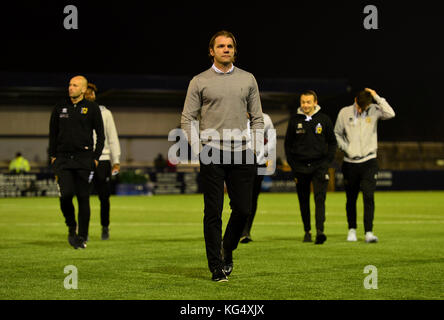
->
[212,64,235,74]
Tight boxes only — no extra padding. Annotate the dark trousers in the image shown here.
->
[242,172,264,237]
[342,159,378,233]
[199,149,256,272]
[293,167,329,233]
[56,167,94,239]
[93,160,112,227]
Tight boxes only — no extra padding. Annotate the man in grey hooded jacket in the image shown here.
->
[334,88,395,243]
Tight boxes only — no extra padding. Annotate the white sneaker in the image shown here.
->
[365,232,378,243]
[347,228,357,242]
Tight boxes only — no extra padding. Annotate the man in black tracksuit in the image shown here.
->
[49,75,105,249]
[284,90,337,244]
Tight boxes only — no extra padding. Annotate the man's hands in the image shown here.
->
[365,88,377,98]
[111,163,120,176]
[51,157,101,168]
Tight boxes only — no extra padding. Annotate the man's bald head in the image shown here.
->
[69,75,88,102]
[72,75,88,87]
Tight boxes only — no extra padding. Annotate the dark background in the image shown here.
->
[1,1,443,141]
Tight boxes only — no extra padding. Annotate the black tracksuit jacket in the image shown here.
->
[284,107,337,174]
[49,98,105,169]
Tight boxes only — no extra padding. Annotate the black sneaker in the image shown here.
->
[101,226,109,240]
[240,235,252,243]
[223,262,233,276]
[303,232,312,242]
[68,226,77,248]
[211,269,228,282]
[222,248,234,276]
[76,236,87,249]
[315,233,327,245]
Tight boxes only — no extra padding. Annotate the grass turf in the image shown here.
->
[0,192,443,300]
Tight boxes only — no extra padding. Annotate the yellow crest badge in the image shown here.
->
[366,117,371,123]
[315,123,323,134]
[81,107,88,114]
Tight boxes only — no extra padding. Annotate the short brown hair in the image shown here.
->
[300,90,318,102]
[208,30,238,60]
[356,90,373,109]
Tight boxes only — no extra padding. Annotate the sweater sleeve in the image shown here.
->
[181,77,201,143]
[247,75,264,154]
[181,77,203,157]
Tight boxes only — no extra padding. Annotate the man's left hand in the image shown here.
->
[112,163,120,175]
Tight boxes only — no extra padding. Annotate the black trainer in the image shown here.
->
[101,226,109,240]
[212,269,228,282]
[222,248,234,276]
[303,232,312,242]
[223,262,233,276]
[76,236,87,249]
[68,226,78,249]
[240,235,252,243]
[315,233,327,245]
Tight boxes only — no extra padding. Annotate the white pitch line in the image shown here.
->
[0,220,443,227]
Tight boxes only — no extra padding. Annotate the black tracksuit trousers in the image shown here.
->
[93,160,112,228]
[293,166,330,233]
[342,159,378,233]
[54,156,95,239]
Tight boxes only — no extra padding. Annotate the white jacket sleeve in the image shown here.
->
[105,110,121,165]
[374,95,395,120]
[264,114,276,160]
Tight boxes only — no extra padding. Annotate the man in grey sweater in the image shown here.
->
[334,88,395,243]
[181,30,264,282]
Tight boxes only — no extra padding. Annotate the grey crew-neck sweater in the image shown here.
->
[181,66,264,152]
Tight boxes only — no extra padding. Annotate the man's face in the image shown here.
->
[300,94,317,115]
[355,98,369,113]
[69,76,87,99]
[84,88,96,101]
[210,36,235,66]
